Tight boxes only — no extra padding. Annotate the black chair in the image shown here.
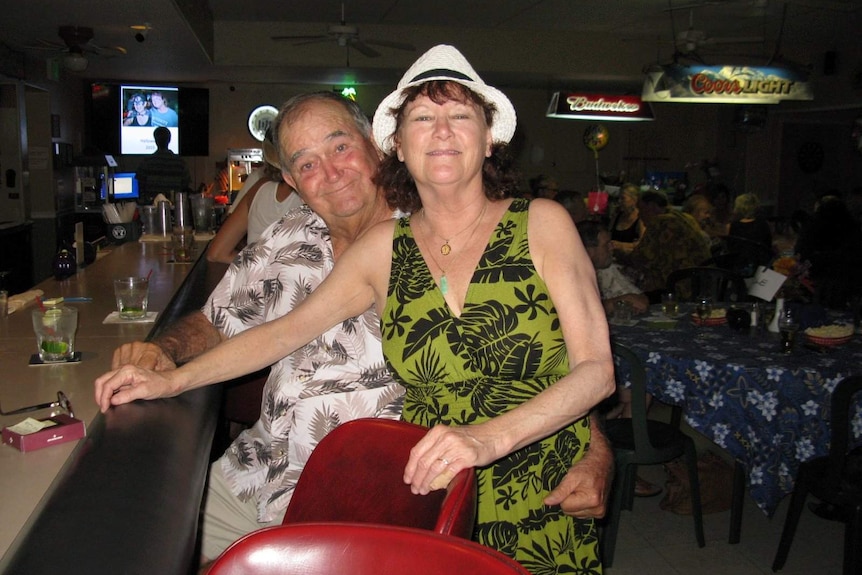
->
[600,342,705,567]
[772,375,862,574]
[666,266,748,303]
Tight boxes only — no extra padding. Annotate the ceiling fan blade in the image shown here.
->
[87,42,127,56]
[271,34,328,41]
[363,39,416,52]
[291,38,333,47]
[704,36,765,45]
[348,39,380,58]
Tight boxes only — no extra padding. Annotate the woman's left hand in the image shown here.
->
[404,424,494,494]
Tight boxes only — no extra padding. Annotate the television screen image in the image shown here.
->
[120,85,180,155]
[101,172,140,200]
[88,83,209,156]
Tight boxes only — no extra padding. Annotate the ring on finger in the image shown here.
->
[438,457,450,466]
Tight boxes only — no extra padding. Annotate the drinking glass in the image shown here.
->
[661,291,679,318]
[695,296,713,335]
[32,306,78,362]
[114,276,149,320]
[614,299,632,324]
[171,227,195,262]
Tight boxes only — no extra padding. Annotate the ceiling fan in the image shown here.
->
[271,3,415,61]
[672,9,763,54]
[28,26,126,72]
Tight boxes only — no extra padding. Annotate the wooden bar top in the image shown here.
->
[0,240,226,574]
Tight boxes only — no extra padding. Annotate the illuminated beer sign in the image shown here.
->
[642,64,813,104]
[546,92,654,121]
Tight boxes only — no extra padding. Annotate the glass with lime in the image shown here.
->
[32,306,78,362]
[114,276,149,320]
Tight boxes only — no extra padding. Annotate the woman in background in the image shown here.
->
[727,193,773,274]
[610,183,644,257]
[207,131,302,263]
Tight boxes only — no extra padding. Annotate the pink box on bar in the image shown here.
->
[2,414,86,453]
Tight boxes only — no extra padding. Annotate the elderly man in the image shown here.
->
[105,92,611,561]
[577,219,649,316]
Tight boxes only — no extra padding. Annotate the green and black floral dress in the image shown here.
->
[382,198,601,574]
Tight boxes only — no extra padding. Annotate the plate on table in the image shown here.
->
[691,309,727,326]
[804,324,854,347]
[806,334,852,347]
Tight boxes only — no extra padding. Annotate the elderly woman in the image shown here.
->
[95,45,614,572]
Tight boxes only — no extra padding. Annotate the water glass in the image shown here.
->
[191,195,215,233]
[171,227,195,262]
[114,276,149,319]
[614,299,632,323]
[32,306,78,362]
[661,291,679,317]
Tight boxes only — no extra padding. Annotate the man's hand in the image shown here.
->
[112,341,177,371]
[544,417,613,518]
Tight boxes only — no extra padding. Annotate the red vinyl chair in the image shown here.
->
[281,418,477,539]
[208,522,529,575]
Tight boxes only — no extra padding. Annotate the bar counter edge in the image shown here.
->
[1,246,229,575]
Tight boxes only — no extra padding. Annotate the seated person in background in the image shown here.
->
[705,182,732,237]
[577,220,649,316]
[530,174,560,200]
[103,91,613,563]
[134,126,191,205]
[578,219,656,496]
[555,189,589,224]
[621,190,711,301]
[207,130,303,264]
[727,193,773,275]
[683,194,718,243]
[609,183,645,257]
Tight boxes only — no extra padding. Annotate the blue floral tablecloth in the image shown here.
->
[610,306,862,517]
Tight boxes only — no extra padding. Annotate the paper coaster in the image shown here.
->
[29,352,82,366]
[103,311,158,324]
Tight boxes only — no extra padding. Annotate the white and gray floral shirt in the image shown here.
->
[202,204,405,522]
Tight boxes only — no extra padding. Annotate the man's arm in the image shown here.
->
[543,416,613,518]
[111,311,225,370]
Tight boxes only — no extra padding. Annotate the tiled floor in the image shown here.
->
[603,464,845,575]
[603,406,846,575]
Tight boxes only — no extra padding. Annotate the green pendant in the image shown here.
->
[440,274,449,295]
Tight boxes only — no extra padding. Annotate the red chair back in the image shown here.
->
[281,418,477,539]
[209,523,529,575]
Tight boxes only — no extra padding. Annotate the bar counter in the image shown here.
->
[0,240,228,574]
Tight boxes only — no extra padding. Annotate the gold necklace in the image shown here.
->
[418,202,488,295]
[423,201,488,256]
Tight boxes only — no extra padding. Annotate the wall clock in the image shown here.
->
[247,105,278,142]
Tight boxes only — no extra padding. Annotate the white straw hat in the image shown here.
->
[372,44,517,154]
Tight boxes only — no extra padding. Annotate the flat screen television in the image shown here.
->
[100,172,140,200]
[87,82,209,156]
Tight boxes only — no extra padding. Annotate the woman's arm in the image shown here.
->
[206,182,260,263]
[94,220,394,412]
[406,199,615,493]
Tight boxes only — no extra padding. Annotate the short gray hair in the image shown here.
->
[272,92,373,169]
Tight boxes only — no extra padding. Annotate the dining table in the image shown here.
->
[608,303,862,521]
